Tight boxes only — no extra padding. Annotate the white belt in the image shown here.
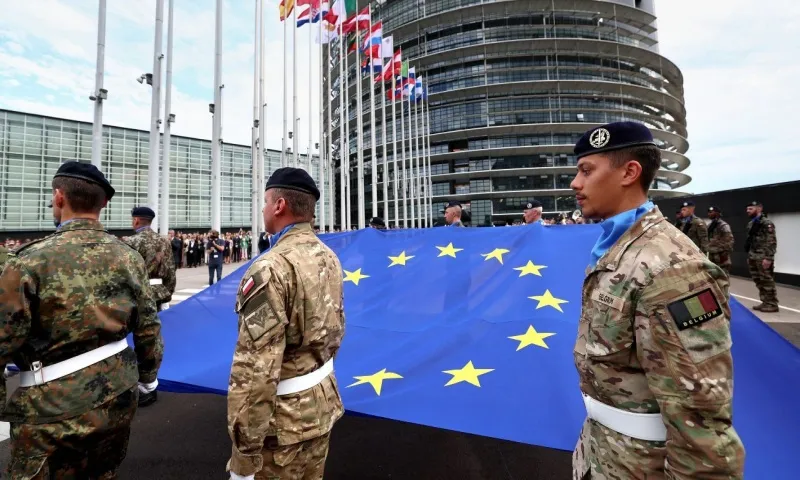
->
[149,278,163,286]
[19,339,130,387]
[582,393,667,442]
[277,359,334,396]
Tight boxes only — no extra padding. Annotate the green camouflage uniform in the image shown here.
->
[708,218,735,274]
[573,207,744,479]
[680,215,709,254]
[227,223,345,479]
[0,246,7,270]
[0,219,164,479]
[745,215,778,309]
[122,227,177,307]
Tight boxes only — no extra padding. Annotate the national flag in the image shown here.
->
[321,0,354,39]
[342,5,370,34]
[414,76,426,101]
[361,21,382,52]
[279,0,295,21]
[404,66,416,97]
[361,56,382,75]
[380,36,394,59]
[149,224,800,479]
[312,0,330,22]
[297,6,311,27]
[379,49,402,82]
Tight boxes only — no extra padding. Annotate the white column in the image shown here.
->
[210,0,223,232]
[147,0,164,229]
[160,0,175,235]
[90,0,107,172]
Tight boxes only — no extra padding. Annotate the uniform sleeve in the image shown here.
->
[131,260,164,383]
[696,220,709,254]
[764,222,777,259]
[227,265,288,477]
[720,224,735,253]
[0,258,36,410]
[634,261,744,479]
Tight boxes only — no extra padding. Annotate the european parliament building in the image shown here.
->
[0,108,319,235]
[331,0,690,226]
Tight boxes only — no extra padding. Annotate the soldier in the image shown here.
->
[443,201,465,227]
[678,200,709,254]
[523,200,546,225]
[707,206,735,275]
[369,216,387,229]
[569,122,744,479]
[745,201,779,312]
[227,167,345,480]
[0,161,163,478]
[0,245,7,270]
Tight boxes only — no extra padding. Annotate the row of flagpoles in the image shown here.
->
[272,0,433,231]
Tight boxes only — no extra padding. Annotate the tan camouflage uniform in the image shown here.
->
[680,215,709,254]
[0,219,164,479]
[122,227,177,306]
[227,223,345,480]
[746,215,778,310]
[573,207,744,479]
[708,218,735,274]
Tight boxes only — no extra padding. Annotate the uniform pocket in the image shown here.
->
[272,442,304,467]
[8,454,48,480]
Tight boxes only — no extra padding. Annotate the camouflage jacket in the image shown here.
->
[745,215,777,260]
[572,207,744,479]
[227,223,345,477]
[680,215,709,254]
[122,227,177,304]
[0,219,163,425]
[0,246,7,270]
[708,218,735,268]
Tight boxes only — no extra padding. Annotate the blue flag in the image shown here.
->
[148,225,800,479]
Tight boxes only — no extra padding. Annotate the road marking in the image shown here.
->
[170,294,191,303]
[731,294,800,314]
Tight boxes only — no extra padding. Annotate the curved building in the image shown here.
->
[329,0,690,227]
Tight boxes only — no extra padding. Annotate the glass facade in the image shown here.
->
[0,109,318,233]
[326,0,689,226]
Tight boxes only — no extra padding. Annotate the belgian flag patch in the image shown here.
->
[667,289,723,331]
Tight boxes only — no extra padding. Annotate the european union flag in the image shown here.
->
[152,225,800,479]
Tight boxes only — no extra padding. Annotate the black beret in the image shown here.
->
[681,201,695,207]
[265,167,320,200]
[131,206,156,219]
[54,161,115,200]
[708,206,721,213]
[369,217,385,227]
[574,121,656,160]
[441,200,461,213]
[524,200,542,210]
[748,201,762,207]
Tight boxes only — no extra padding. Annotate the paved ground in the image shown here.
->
[1,264,797,477]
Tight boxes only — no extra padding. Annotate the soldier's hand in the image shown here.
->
[762,259,772,270]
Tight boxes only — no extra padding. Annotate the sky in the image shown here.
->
[0,0,798,194]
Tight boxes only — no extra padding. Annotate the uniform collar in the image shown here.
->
[135,226,151,233]
[269,222,313,249]
[592,205,664,273]
[57,218,105,232]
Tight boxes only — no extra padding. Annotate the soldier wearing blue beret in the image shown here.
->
[570,122,744,478]
[0,160,163,477]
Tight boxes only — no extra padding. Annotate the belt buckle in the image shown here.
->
[31,361,45,385]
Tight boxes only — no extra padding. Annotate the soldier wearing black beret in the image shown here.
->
[678,200,709,254]
[442,200,465,227]
[369,217,387,229]
[706,206,734,275]
[227,167,345,480]
[570,122,743,478]
[0,160,163,477]
[745,201,779,312]
[523,200,545,225]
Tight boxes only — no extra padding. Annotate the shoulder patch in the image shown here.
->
[591,289,625,311]
[242,276,255,296]
[667,288,723,331]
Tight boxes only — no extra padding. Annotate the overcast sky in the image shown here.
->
[1,0,797,194]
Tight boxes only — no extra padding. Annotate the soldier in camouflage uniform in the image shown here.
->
[227,168,345,480]
[745,201,779,312]
[678,200,709,254]
[0,245,7,270]
[570,122,744,479]
[0,161,164,479]
[707,206,735,275]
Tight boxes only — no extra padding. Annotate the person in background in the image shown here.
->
[707,206,735,275]
[523,201,545,225]
[443,201,465,227]
[679,200,709,254]
[369,217,387,230]
[207,230,225,285]
[745,201,779,312]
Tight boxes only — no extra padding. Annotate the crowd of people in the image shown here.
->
[167,230,255,269]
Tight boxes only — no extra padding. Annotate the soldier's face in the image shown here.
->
[708,212,719,220]
[680,206,692,218]
[571,154,625,219]
[747,206,761,218]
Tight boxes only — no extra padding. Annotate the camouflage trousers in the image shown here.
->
[709,252,732,275]
[254,432,331,480]
[748,257,778,308]
[6,386,138,480]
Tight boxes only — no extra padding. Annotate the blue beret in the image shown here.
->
[265,167,319,200]
[54,161,115,200]
[131,206,156,219]
[681,201,695,207]
[574,121,656,159]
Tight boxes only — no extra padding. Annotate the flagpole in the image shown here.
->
[281,4,288,167]
[407,89,415,228]
[338,22,346,230]
[91,0,107,172]
[310,8,320,229]
[399,73,407,229]
[421,92,429,227]
[160,0,174,234]
[391,72,399,228]
[147,0,164,229]
[258,5,266,235]
[292,6,299,167]
[318,12,326,232]
[414,94,422,228]
[367,5,377,221]
[355,22,365,229]
[380,65,387,224]
[251,0,260,248]
[426,93,433,227]
[211,0,222,232]
[327,31,335,231]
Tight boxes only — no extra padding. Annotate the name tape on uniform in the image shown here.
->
[591,290,625,311]
[667,288,723,331]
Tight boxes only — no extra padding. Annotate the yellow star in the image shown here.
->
[528,289,569,313]
[388,251,415,267]
[343,268,370,286]
[436,242,463,258]
[442,361,494,387]
[509,325,556,350]
[480,248,510,265]
[513,260,548,277]
[346,368,403,395]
